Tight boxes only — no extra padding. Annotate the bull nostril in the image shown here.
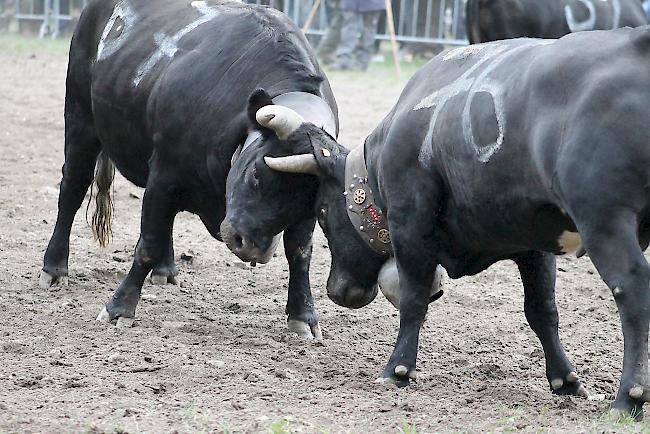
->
[233,234,243,250]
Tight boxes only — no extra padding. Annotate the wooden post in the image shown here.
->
[302,0,322,33]
[384,0,402,78]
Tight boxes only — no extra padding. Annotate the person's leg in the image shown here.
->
[332,10,361,69]
[355,11,381,70]
[316,0,343,63]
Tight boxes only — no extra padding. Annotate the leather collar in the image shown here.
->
[344,144,392,256]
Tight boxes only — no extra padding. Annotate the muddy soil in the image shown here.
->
[0,47,644,433]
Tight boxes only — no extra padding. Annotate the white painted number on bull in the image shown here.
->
[97,0,138,61]
[565,0,621,32]
[132,1,220,87]
[414,41,551,164]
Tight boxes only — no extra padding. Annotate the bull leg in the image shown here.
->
[96,176,179,326]
[150,232,179,285]
[512,251,586,397]
[378,203,438,386]
[579,212,650,419]
[41,100,101,288]
[283,218,321,339]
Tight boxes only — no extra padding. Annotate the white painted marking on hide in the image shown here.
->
[414,41,553,164]
[565,0,621,32]
[97,0,138,61]
[442,43,499,62]
[565,0,597,32]
[558,231,582,254]
[132,0,220,87]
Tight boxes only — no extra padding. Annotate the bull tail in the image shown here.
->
[87,151,115,248]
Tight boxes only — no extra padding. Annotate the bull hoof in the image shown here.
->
[609,405,644,422]
[95,306,135,328]
[374,377,398,388]
[116,317,135,328]
[150,273,179,285]
[550,371,588,397]
[96,306,111,323]
[39,270,69,289]
[287,319,322,340]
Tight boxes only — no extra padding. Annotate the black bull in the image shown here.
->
[39,0,339,338]
[466,0,647,43]
[224,27,650,417]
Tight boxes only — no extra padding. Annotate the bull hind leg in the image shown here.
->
[512,251,586,397]
[40,99,101,288]
[579,211,650,419]
[97,172,180,327]
[150,233,179,286]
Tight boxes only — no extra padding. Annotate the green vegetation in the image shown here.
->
[269,419,291,434]
[400,420,418,434]
[0,34,70,54]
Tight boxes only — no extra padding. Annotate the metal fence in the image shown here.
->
[6,0,468,45]
[249,0,468,46]
[13,0,86,37]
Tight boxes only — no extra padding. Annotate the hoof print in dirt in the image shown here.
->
[38,270,68,289]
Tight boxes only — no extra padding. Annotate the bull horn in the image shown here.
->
[264,154,319,175]
[256,105,305,140]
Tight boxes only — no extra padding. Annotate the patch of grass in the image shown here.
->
[0,34,70,54]
[269,419,290,434]
[400,420,417,434]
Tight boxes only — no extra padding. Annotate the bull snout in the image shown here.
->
[327,273,378,309]
[220,220,281,265]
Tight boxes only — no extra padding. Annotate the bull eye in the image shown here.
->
[318,207,327,226]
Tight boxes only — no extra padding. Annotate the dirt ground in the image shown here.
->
[1,41,648,434]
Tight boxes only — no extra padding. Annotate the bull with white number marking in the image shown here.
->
[222,27,650,418]
[466,0,647,43]
[40,0,339,338]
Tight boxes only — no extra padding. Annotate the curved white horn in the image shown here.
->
[256,105,305,140]
[264,154,319,175]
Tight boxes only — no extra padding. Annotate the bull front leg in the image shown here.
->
[512,251,586,397]
[283,218,322,339]
[96,174,179,327]
[377,204,439,386]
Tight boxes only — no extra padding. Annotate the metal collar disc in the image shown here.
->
[344,145,392,256]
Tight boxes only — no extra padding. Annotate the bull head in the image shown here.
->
[256,105,320,175]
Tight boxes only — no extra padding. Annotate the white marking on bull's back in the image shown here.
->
[414,41,552,164]
[558,231,582,254]
[565,0,621,32]
[565,0,597,32]
[132,0,220,87]
[97,0,138,61]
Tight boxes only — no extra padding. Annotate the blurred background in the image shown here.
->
[0,0,469,68]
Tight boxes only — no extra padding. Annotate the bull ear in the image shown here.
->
[247,88,274,127]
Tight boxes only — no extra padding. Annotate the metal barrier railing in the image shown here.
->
[7,0,468,45]
[13,0,85,37]
[247,0,468,46]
